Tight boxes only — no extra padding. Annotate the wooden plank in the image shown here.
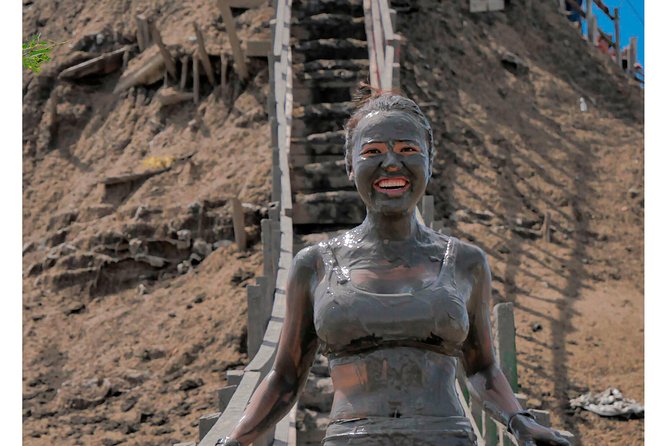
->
[382,43,394,90]
[371,0,386,89]
[232,196,247,250]
[614,8,622,68]
[193,22,216,85]
[155,87,193,106]
[363,0,380,89]
[180,56,188,90]
[113,51,165,94]
[193,52,200,104]
[493,303,519,392]
[379,0,394,37]
[149,21,177,78]
[199,371,261,446]
[217,0,249,80]
[136,14,148,51]
[541,210,551,243]
[470,0,488,13]
[58,47,127,80]
[245,39,272,57]
[489,0,505,11]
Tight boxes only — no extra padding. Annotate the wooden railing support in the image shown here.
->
[614,8,622,68]
[217,0,249,81]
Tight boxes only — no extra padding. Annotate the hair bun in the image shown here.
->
[352,82,402,109]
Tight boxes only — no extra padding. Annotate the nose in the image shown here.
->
[381,150,402,171]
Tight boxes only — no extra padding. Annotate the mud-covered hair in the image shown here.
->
[344,83,434,177]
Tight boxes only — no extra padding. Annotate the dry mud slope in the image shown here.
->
[22,0,643,445]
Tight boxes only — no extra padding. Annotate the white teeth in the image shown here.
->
[378,179,407,188]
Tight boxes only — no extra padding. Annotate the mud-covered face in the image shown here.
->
[350,110,431,215]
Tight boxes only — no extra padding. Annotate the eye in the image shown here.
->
[400,146,419,153]
[362,147,381,156]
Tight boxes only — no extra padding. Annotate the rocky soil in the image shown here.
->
[22,0,643,445]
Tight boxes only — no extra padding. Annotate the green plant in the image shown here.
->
[22,34,63,74]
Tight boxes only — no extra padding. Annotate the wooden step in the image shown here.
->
[293,0,364,19]
[293,191,365,225]
[292,160,353,192]
[292,13,366,40]
[292,102,354,137]
[293,38,368,64]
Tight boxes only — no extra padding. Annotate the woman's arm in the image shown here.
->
[460,243,569,446]
[223,246,322,445]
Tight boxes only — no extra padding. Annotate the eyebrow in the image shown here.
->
[362,139,421,145]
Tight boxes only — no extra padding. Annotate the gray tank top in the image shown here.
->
[313,236,470,358]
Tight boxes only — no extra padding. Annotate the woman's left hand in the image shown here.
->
[509,414,571,446]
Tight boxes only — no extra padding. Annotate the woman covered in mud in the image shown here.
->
[218,88,570,446]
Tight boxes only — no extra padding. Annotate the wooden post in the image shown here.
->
[220,52,229,99]
[494,303,519,392]
[421,195,434,228]
[193,22,216,85]
[218,385,238,412]
[585,0,593,41]
[629,36,638,78]
[484,415,499,446]
[199,412,221,441]
[216,0,249,80]
[246,284,263,356]
[180,56,189,90]
[261,219,273,279]
[614,8,622,68]
[231,196,247,251]
[136,14,149,51]
[122,47,130,71]
[193,52,200,104]
[541,211,551,243]
[589,14,598,45]
[149,21,177,78]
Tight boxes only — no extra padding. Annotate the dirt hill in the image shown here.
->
[22,0,643,445]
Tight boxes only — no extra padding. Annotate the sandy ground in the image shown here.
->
[22,0,643,445]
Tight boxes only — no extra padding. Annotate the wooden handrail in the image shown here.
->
[364,0,398,90]
[197,1,294,444]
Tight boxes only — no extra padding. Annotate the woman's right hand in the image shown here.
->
[509,413,570,446]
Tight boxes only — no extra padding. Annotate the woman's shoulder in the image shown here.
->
[437,233,489,271]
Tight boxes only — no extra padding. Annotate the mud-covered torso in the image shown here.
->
[313,231,472,419]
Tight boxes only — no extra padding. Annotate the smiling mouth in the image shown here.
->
[373,177,410,195]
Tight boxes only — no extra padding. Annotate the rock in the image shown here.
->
[178,378,204,391]
[177,229,192,250]
[194,294,205,304]
[213,240,234,249]
[177,260,190,274]
[64,302,86,315]
[129,238,144,256]
[531,323,543,332]
[137,284,147,295]
[58,377,112,410]
[122,369,150,386]
[192,238,212,257]
[500,51,529,76]
[450,209,471,222]
[527,398,543,409]
[141,348,166,361]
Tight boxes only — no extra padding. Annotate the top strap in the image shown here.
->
[317,241,350,284]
